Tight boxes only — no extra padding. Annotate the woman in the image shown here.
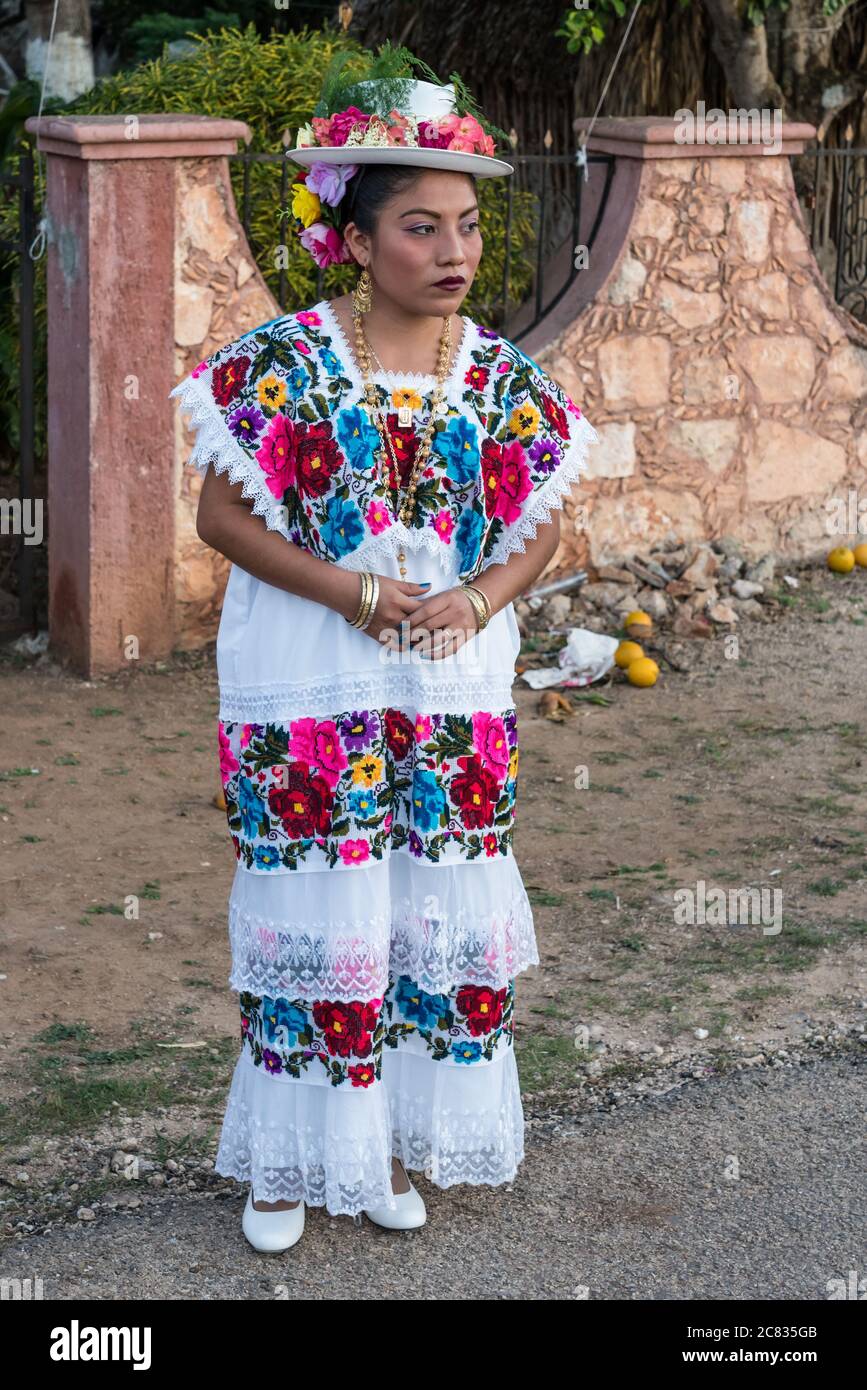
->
[171,63,597,1252]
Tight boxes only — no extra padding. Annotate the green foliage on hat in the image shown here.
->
[311,38,511,151]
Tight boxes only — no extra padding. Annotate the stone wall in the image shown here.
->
[525,119,867,573]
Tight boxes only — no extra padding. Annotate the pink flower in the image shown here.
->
[255,413,295,499]
[383,813,393,832]
[366,498,393,535]
[418,120,451,150]
[287,717,348,789]
[328,106,371,147]
[296,311,322,326]
[415,715,432,742]
[191,360,208,378]
[565,396,583,418]
[339,838,371,865]
[240,724,256,748]
[218,723,239,785]
[495,441,533,524]
[299,221,353,269]
[433,509,454,542]
[472,712,509,778]
[296,341,311,355]
[497,361,510,374]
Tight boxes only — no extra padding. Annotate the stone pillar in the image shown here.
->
[524,116,867,569]
[25,114,279,675]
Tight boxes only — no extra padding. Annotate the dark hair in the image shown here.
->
[336,163,477,251]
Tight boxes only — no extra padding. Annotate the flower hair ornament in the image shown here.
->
[286,42,514,270]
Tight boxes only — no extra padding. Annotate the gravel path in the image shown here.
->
[4,1054,863,1301]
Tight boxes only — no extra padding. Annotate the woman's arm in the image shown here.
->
[470,511,561,616]
[196,467,429,633]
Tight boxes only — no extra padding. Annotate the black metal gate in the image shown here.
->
[802,139,867,324]
[0,140,37,637]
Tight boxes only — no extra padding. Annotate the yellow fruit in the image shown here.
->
[624,609,653,639]
[853,542,867,568]
[827,546,855,574]
[615,640,645,669]
[627,656,659,687]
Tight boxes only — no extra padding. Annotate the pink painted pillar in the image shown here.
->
[25,114,250,676]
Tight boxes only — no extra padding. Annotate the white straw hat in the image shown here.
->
[290,79,514,178]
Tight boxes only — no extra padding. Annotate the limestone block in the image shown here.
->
[669,418,740,473]
[730,198,772,263]
[734,271,789,319]
[746,420,847,502]
[588,488,704,564]
[632,197,677,240]
[175,279,214,347]
[584,422,636,478]
[598,335,671,408]
[738,336,816,403]
[658,280,724,328]
[607,255,647,305]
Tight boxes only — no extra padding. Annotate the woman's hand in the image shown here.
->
[340,573,433,647]
[404,585,482,661]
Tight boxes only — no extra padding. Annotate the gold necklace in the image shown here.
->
[353,309,452,580]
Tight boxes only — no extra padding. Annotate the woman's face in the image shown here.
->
[345,169,482,313]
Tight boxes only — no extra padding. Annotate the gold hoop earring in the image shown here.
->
[353,266,373,315]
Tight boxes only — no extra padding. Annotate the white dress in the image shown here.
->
[170,298,597,1216]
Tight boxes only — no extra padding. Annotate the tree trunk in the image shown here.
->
[26,0,94,102]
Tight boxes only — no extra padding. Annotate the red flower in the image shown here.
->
[268,762,333,838]
[294,420,342,498]
[312,999,379,1058]
[480,438,505,518]
[465,364,490,392]
[541,391,569,440]
[449,754,501,828]
[348,1062,376,1087]
[212,355,251,406]
[456,983,506,1035]
[384,414,420,488]
[384,708,415,762]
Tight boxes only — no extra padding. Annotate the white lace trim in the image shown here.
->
[170,371,293,539]
[227,887,539,998]
[482,411,599,571]
[217,666,518,723]
[214,1040,524,1214]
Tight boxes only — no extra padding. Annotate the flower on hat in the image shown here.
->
[291,181,321,228]
[295,122,316,148]
[305,160,359,207]
[299,221,354,270]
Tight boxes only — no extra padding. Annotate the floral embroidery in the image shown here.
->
[239,971,515,1084]
[180,304,594,577]
[219,704,519,872]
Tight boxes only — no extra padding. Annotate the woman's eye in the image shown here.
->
[409,222,480,234]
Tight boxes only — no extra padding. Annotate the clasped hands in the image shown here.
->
[353,574,484,661]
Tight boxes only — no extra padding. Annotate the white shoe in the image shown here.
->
[242,1189,305,1252]
[364,1162,426,1230]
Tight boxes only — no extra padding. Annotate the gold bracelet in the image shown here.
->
[347,571,372,628]
[359,573,379,630]
[461,583,492,631]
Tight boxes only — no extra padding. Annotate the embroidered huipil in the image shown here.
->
[170,298,598,1211]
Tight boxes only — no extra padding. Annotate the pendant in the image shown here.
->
[397,404,413,429]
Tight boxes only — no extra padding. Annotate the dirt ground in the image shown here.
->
[0,558,864,1253]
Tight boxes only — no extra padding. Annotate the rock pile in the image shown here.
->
[516,534,800,638]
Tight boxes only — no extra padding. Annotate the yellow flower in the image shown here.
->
[391,387,423,412]
[351,754,384,788]
[509,747,519,780]
[292,182,321,228]
[257,374,286,409]
[508,402,541,438]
